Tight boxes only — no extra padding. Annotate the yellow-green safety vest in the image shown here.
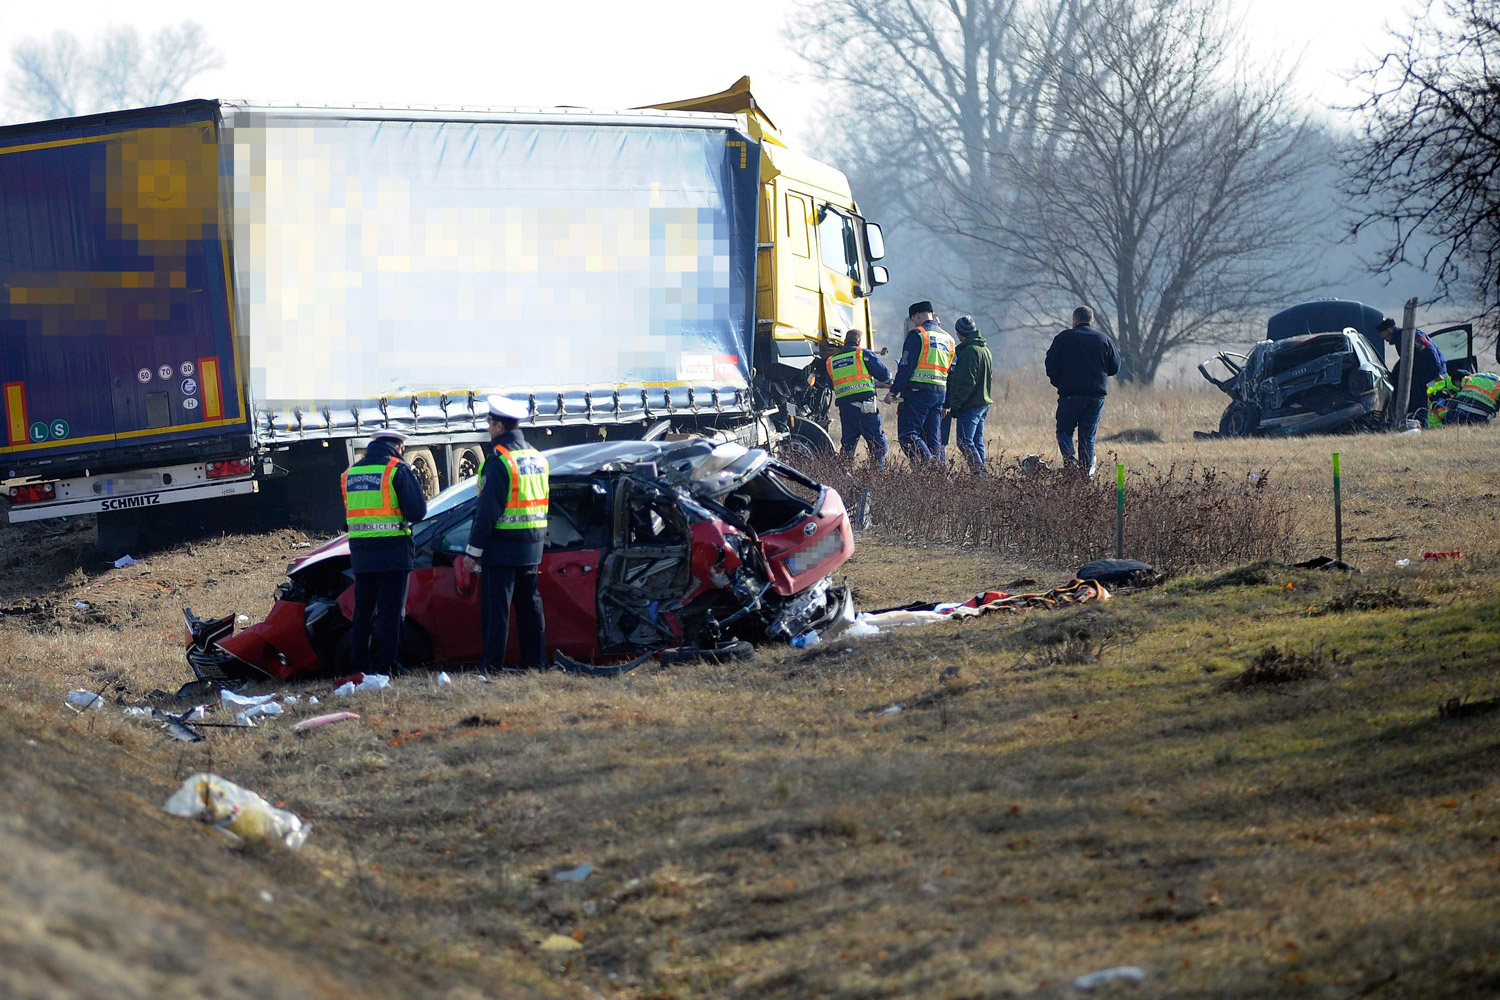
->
[826,349,875,401]
[908,327,955,388]
[342,459,411,538]
[1457,372,1500,412]
[482,444,550,531]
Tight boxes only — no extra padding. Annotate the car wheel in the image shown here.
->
[658,640,755,666]
[1218,402,1260,437]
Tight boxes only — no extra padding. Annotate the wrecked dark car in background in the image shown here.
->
[185,439,855,681]
[1199,329,1393,437]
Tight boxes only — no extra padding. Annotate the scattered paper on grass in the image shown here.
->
[333,674,391,696]
[880,704,903,716]
[539,934,583,953]
[113,555,140,569]
[221,690,277,708]
[235,702,283,726]
[437,671,452,687]
[554,863,593,882]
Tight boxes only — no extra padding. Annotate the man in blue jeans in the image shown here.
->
[943,315,993,471]
[1045,306,1120,475]
[884,300,954,462]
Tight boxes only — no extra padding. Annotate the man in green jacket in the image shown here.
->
[943,315,993,471]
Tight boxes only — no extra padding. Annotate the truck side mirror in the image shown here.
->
[870,264,889,287]
[864,223,886,261]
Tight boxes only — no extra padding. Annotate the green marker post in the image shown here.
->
[1332,452,1343,565]
[1116,463,1125,559]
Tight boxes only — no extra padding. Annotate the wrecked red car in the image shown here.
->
[184,439,855,680]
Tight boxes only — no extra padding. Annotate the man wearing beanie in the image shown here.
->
[1045,305,1119,476]
[943,315,993,471]
[884,300,955,462]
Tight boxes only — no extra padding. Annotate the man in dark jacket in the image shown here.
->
[341,429,428,675]
[462,395,550,670]
[822,328,892,468]
[943,315,993,471]
[1378,318,1448,416]
[1045,306,1120,475]
[884,300,955,462]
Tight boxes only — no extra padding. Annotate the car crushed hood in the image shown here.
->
[545,438,771,498]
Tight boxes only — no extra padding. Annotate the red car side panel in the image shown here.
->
[758,487,855,595]
[215,600,322,681]
[371,550,605,665]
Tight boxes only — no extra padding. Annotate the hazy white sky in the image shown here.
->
[0,0,1422,141]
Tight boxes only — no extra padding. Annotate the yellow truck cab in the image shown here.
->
[649,78,889,448]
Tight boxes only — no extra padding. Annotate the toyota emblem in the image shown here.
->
[803,521,817,536]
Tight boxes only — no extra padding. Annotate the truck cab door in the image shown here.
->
[813,204,864,343]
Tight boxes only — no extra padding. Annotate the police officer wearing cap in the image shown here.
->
[885,300,955,462]
[342,428,428,675]
[462,396,550,670]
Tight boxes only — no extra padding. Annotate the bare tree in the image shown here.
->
[792,0,1078,353]
[996,0,1323,383]
[8,22,221,122]
[1347,0,1500,337]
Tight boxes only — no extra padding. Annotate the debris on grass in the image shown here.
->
[539,934,583,953]
[112,555,140,569]
[333,673,391,696]
[1074,965,1146,989]
[554,863,594,882]
[162,772,309,849]
[65,688,106,710]
[293,711,361,731]
[1221,645,1328,690]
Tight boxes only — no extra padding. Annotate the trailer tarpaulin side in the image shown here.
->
[221,108,760,438]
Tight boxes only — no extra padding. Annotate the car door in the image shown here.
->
[1428,324,1479,377]
[410,482,605,664]
[596,478,693,650]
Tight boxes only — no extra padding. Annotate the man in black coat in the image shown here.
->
[461,395,550,670]
[1044,306,1120,476]
[342,429,428,675]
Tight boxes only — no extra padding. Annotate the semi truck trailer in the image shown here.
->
[0,78,888,548]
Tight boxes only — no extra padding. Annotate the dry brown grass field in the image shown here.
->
[2,379,1499,999]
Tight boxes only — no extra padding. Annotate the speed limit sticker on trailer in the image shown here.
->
[137,368,152,384]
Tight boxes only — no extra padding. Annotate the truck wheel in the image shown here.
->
[777,420,835,463]
[1218,402,1260,437]
[404,447,441,498]
[455,445,485,481]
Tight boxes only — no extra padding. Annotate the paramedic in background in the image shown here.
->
[462,395,550,671]
[824,328,892,468]
[884,300,954,462]
[1045,306,1120,476]
[340,428,428,675]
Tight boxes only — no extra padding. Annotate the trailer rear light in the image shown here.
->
[9,482,56,504]
[206,458,253,479]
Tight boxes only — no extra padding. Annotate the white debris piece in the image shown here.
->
[221,690,277,708]
[1074,966,1146,990]
[65,689,106,710]
[333,674,391,696]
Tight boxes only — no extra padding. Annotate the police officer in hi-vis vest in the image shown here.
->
[341,428,428,675]
[462,395,550,670]
[885,300,955,462]
[825,328,892,468]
